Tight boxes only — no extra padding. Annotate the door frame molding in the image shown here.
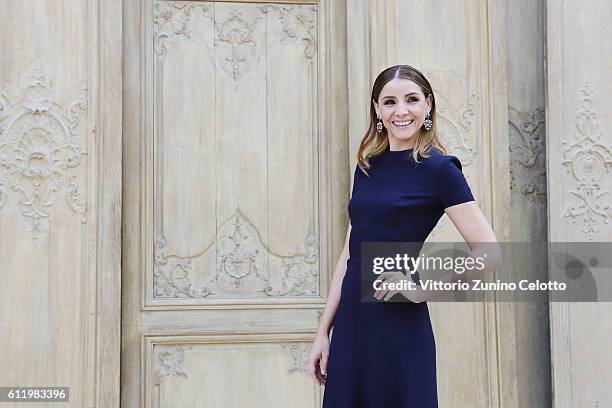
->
[93,0,123,406]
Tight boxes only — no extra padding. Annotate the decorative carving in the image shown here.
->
[436,92,478,166]
[0,67,88,243]
[154,345,191,385]
[260,4,317,59]
[151,3,320,300]
[281,343,309,374]
[508,107,546,207]
[562,82,611,240]
[153,2,209,57]
[215,10,263,82]
[154,236,210,298]
[153,1,318,87]
[422,69,478,168]
[153,342,309,383]
[0,178,6,209]
[154,208,319,298]
[217,209,272,288]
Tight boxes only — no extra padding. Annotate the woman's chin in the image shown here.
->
[389,133,416,143]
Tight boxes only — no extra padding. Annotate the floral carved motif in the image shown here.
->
[153,2,209,57]
[154,236,210,298]
[214,10,263,82]
[508,107,546,207]
[153,343,309,384]
[436,93,478,166]
[153,1,317,86]
[0,67,88,243]
[562,82,611,240]
[154,345,191,385]
[281,343,310,375]
[421,70,478,167]
[154,208,319,298]
[260,4,317,59]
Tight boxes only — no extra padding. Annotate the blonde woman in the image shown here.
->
[309,65,498,407]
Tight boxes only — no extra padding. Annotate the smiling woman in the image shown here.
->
[356,65,447,171]
[376,86,431,144]
[309,64,498,408]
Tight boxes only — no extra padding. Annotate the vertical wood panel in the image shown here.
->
[148,2,325,304]
[159,41,217,254]
[547,0,612,407]
[0,0,122,406]
[507,0,551,407]
[123,0,348,406]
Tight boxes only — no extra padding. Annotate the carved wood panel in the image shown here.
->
[547,1,612,407]
[148,1,324,304]
[506,1,552,407]
[122,0,347,406]
[0,0,122,406]
[0,68,88,244]
[146,334,319,408]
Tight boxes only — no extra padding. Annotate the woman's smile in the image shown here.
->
[392,119,415,129]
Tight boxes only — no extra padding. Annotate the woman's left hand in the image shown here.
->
[373,271,425,303]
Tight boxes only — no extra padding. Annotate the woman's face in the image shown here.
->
[373,78,432,149]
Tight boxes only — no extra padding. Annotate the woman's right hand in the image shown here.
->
[308,334,330,386]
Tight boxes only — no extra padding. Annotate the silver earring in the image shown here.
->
[376,114,383,133]
[423,111,433,131]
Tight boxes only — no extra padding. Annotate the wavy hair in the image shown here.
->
[357,65,447,174]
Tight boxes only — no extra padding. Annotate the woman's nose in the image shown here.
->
[397,101,410,114]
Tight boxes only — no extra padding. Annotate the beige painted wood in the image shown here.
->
[546,1,612,407]
[0,0,122,407]
[122,0,348,406]
[148,1,326,306]
[145,334,320,407]
[346,1,514,407]
[506,0,552,407]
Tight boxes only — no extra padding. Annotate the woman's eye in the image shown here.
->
[383,98,417,105]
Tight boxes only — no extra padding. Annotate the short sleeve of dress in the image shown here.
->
[436,155,475,209]
[351,164,365,198]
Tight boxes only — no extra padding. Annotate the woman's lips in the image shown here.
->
[392,119,414,129]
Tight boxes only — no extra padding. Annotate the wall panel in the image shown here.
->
[122,0,349,406]
[507,0,551,407]
[546,0,612,407]
[0,0,122,406]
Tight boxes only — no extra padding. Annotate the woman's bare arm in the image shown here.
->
[308,223,352,385]
[374,201,502,303]
[416,201,502,302]
[316,223,352,337]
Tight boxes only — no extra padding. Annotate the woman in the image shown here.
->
[309,65,498,407]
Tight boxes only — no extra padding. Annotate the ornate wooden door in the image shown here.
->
[122,0,349,406]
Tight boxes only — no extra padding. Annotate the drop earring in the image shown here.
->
[376,113,383,133]
[423,111,433,131]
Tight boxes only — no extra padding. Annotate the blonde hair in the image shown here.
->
[357,65,447,175]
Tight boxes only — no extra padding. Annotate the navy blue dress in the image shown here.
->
[322,146,475,408]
